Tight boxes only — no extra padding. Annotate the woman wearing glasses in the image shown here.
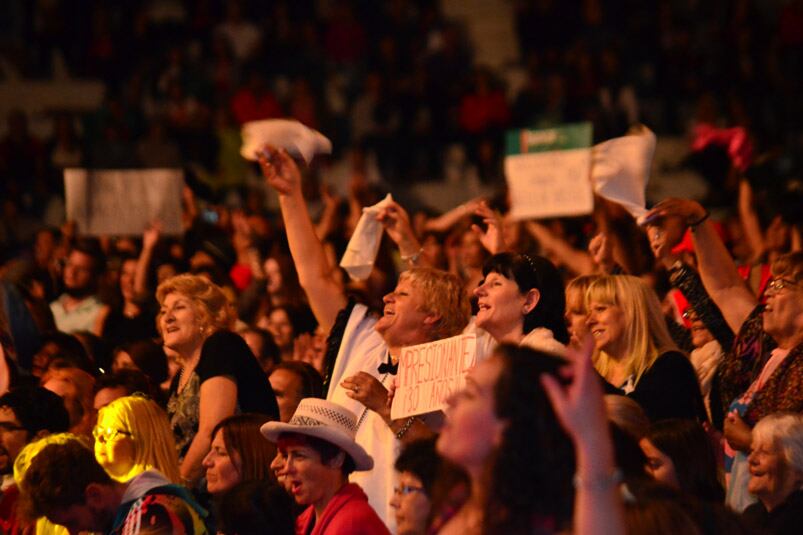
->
[644,198,803,511]
[93,394,181,483]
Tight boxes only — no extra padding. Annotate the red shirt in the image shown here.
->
[296,483,390,535]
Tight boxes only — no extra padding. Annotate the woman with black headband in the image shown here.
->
[472,251,569,357]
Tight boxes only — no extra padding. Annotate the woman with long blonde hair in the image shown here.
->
[586,275,705,422]
[94,395,181,483]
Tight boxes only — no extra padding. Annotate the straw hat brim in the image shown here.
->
[261,421,374,471]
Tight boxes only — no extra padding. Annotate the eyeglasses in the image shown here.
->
[92,427,132,443]
[767,278,801,293]
[0,422,26,434]
[393,485,425,497]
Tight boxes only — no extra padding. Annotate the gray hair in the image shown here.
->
[752,413,803,474]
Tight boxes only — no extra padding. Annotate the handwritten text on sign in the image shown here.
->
[390,334,476,420]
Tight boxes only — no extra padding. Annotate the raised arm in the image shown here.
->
[259,147,346,331]
[541,336,625,535]
[525,220,595,276]
[471,201,507,255]
[644,198,757,333]
[375,199,422,265]
[423,197,483,233]
[134,223,160,298]
[738,179,765,263]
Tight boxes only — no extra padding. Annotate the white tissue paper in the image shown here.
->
[240,119,332,164]
[591,125,656,223]
[340,194,395,281]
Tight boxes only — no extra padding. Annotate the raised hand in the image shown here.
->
[376,200,420,257]
[259,146,302,196]
[643,198,708,227]
[142,221,162,251]
[471,200,506,254]
[588,232,614,273]
[540,335,607,446]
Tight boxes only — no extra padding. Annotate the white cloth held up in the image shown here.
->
[240,119,332,164]
[340,194,394,281]
[591,125,656,223]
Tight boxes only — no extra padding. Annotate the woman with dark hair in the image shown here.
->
[269,361,324,423]
[437,344,575,533]
[262,399,390,535]
[391,438,467,535]
[111,338,168,386]
[436,342,625,534]
[202,413,277,496]
[640,419,724,503]
[473,252,568,357]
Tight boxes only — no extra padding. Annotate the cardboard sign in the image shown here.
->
[65,169,184,236]
[504,122,594,220]
[390,333,476,420]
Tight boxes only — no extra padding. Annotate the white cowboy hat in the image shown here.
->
[261,398,373,471]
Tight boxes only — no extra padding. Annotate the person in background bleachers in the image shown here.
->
[269,361,324,424]
[49,239,108,336]
[92,368,160,410]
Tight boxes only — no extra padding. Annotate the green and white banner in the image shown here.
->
[504,122,594,220]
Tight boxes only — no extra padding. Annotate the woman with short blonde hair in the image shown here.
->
[156,273,278,488]
[586,275,704,421]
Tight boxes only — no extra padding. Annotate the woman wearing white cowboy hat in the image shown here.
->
[262,398,391,535]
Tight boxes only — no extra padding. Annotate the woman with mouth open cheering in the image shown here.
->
[258,146,470,530]
[644,197,803,511]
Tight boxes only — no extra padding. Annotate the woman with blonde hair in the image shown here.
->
[94,395,180,483]
[156,274,278,487]
[586,275,705,421]
[565,274,599,350]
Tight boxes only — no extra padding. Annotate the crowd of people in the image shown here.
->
[0,1,802,534]
[0,134,799,533]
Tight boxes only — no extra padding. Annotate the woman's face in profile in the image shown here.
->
[203,430,242,495]
[437,356,506,473]
[94,410,136,482]
[640,438,680,490]
[264,258,283,294]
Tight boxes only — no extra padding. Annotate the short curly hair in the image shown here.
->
[20,440,111,521]
[399,267,470,340]
[155,273,231,334]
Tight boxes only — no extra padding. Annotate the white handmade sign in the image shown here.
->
[390,333,477,420]
[65,169,184,236]
[505,122,594,220]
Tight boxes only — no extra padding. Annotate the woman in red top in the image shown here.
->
[262,399,391,535]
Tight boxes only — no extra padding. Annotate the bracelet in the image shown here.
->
[572,468,623,491]
[689,211,710,229]
[395,416,419,440]
[401,248,423,266]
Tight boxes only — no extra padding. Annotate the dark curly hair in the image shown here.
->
[481,253,569,344]
[20,440,111,521]
[483,344,575,534]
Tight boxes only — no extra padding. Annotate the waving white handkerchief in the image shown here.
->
[240,119,332,164]
[591,125,656,223]
[340,194,394,281]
